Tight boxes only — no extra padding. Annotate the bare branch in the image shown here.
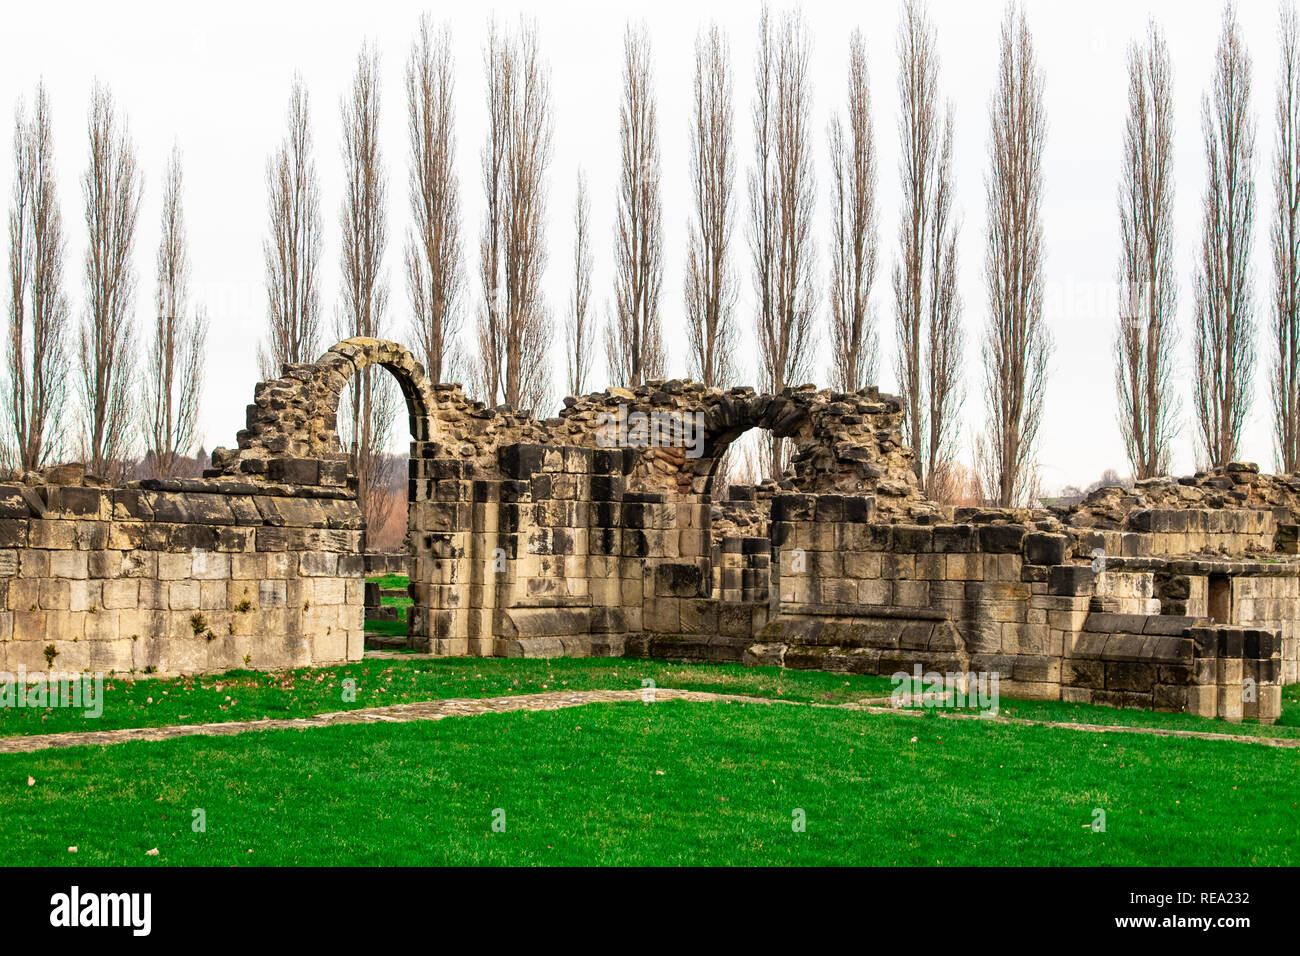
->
[337,41,395,541]
[1275,1,1300,471]
[979,5,1050,507]
[79,82,141,481]
[926,104,964,500]
[1194,2,1256,469]
[828,28,879,393]
[607,22,665,386]
[685,21,737,389]
[749,3,817,478]
[406,15,463,384]
[262,76,323,375]
[476,17,554,412]
[565,168,594,396]
[893,0,964,497]
[6,81,69,472]
[1116,20,1179,479]
[145,146,206,477]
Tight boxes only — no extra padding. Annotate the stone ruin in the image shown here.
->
[0,337,1291,723]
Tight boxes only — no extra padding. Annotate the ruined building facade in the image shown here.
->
[0,338,1290,722]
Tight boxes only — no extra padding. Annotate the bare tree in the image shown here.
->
[565,169,594,396]
[607,23,665,386]
[79,83,141,480]
[685,21,737,389]
[262,76,323,376]
[1194,3,1256,469]
[1275,1,1300,472]
[406,15,463,384]
[828,28,879,393]
[924,108,964,501]
[1117,22,1179,480]
[338,42,397,542]
[145,147,206,478]
[893,0,963,498]
[977,5,1049,508]
[476,17,553,412]
[749,4,817,478]
[6,82,69,473]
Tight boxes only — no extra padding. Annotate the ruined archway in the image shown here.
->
[209,350,934,659]
[298,338,439,458]
[210,338,463,650]
[307,340,436,651]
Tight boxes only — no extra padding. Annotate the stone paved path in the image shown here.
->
[845,701,1300,749]
[1,686,1297,754]
[0,688,784,754]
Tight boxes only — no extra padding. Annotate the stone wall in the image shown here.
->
[2,337,1292,725]
[0,478,363,676]
[363,552,408,577]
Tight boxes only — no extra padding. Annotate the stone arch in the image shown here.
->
[300,340,441,651]
[690,391,816,498]
[553,382,921,502]
[211,337,478,485]
[296,337,438,459]
[208,338,464,652]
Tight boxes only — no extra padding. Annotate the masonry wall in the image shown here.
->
[0,480,363,676]
[7,337,1292,728]
[732,493,1283,722]
[391,441,1290,723]
[1230,574,1300,684]
[4,453,1287,725]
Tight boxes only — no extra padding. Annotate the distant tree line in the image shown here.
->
[10,1,1300,528]
[5,82,206,483]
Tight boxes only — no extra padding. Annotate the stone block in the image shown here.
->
[1023,532,1069,566]
[1047,565,1093,596]
[48,550,88,580]
[169,581,201,611]
[299,552,338,577]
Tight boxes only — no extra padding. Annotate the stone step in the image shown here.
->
[364,633,409,651]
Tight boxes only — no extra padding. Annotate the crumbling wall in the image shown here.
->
[0,479,362,677]
[2,337,1291,724]
[734,493,1285,721]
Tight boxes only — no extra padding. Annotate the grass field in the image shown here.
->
[364,574,412,639]
[3,655,1297,740]
[3,569,1295,866]
[4,698,1297,866]
[0,658,898,737]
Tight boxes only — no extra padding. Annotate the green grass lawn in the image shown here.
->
[3,654,1296,742]
[4,699,1297,866]
[0,658,899,737]
[365,574,412,637]
[893,678,1300,740]
[6,571,1292,866]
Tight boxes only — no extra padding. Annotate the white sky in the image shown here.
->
[0,0,1288,491]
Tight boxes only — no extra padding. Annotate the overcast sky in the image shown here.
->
[0,0,1289,491]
